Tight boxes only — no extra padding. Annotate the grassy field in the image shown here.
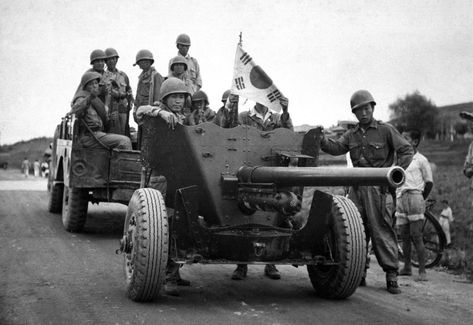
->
[419,139,473,279]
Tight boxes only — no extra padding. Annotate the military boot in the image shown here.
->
[386,271,401,294]
[264,264,281,280]
[231,264,248,280]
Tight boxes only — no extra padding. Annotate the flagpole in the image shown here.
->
[238,32,242,47]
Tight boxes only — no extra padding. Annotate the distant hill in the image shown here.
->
[0,137,53,169]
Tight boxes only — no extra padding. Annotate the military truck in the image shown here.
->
[48,113,405,302]
[47,114,141,232]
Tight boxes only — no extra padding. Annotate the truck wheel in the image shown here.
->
[124,188,169,302]
[62,186,88,232]
[308,195,366,299]
[48,182,63,213]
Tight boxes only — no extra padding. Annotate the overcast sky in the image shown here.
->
[0,0,472,145]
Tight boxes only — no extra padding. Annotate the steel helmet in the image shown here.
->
[133,49,154,66]
[90,49,107,64]
[221,89,231,102]
[170,56,188,71]
[105,48,119,59]
[80,71,102,90]
[350,90,376,111]
[176,33,191,46]
[159,77,191,101]
[192,90,209,104]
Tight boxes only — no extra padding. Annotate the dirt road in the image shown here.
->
[0,170,472,325]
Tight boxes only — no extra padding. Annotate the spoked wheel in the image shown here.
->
[123,188,169,302]
[307,195,366,299]
[410,211,446,268]
[62,186,88,232]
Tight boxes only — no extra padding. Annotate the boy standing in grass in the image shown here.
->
[396,129,433,281]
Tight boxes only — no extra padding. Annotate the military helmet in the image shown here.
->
[176,33,191,46]
[133,49,154,66]
[90,49,107,64]
[81,71,102,90]
[104,48,119,59]
[221,89,232,102]
[350,90,376,111]
[170,56,188,71]
[159,77,191,101]
[192,90,209,104]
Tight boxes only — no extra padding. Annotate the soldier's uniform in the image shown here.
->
[71,72,132,150]
[238,106,293,131]
[321,119,413,281]
[134,67,164,121]
[103,69,133,135]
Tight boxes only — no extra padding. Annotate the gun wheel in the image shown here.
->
[124,188,169,302]
[308,195,366,299]
[62,186,88,232]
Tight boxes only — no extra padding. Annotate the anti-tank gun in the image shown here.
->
[119,117,405,302]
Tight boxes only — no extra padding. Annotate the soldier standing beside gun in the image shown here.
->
[103,48,133,136]
[317,90,413,294]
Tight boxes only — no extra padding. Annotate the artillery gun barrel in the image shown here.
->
[237,166,405,188]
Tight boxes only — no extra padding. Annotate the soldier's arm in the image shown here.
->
[194,58,202,89]
[388,125,414,170]
[69,95,91,116]
[320,130,350,156]
[152,73,164,104]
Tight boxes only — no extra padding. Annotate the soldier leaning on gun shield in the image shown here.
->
[460,111,473,207]
[314,90,414,294]
[135,77,199,296]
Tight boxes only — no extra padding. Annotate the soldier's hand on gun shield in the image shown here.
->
[314,125,325,142]
[157,110,179,129]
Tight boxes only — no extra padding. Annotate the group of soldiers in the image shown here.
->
[70,34,434,296]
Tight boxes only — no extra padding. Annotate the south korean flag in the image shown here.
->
[231,44,284,112]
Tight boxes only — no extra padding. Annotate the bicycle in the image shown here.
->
[397,199,446,268]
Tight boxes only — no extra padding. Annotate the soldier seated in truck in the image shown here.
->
[70,71,132,150]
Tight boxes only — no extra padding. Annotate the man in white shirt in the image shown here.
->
[395,129,433,281]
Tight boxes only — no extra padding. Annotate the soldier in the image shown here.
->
[73,49,108,106]
[317,90,413,294]
[103,48,133,136]
[213,90,239,128]
[168,56,194,94]
[395,129,433,282]
[168,34,202,94]
[231,96,292,281]
[133,49,164,123]
[238,97,293,131]
[135,78,194,296]
[70,71,132,150]
[191,90,215,123]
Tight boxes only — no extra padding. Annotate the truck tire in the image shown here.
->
[62,186,88,232]
[307,195,366,299]
[124,188,169,302]
[48,183,63,213]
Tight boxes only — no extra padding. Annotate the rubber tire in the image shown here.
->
[410,210,446,268]
[124,188,169,302]
[48,183,64,213]
[307,195,366,299]
[62,186,88,232]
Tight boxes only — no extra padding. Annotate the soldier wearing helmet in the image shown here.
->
[133,49,164,125]
[103,48,133,136]
[214,90,240,128]
[69,71,132,150]
[168,34,202,94]
[190,90,215,124]
[168,56,194,95]
[73,49,108,105]
[318,89,414,294]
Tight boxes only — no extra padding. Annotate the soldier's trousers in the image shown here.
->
[348,186,399,274]
[80,131,132,150]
